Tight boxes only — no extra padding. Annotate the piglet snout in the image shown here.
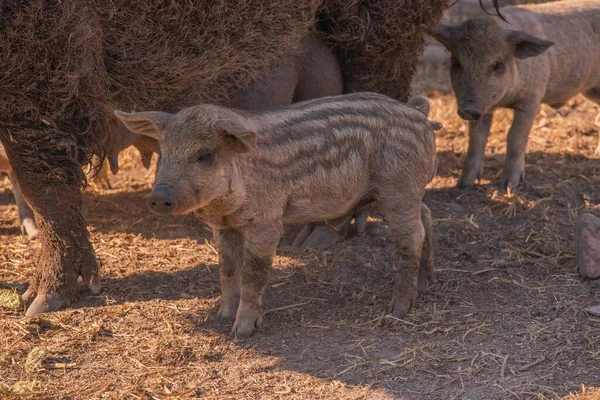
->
[147,186,178,214]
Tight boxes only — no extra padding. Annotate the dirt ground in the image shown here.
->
[1,93,600,399]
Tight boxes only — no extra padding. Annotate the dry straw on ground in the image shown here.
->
[2,92,600,399]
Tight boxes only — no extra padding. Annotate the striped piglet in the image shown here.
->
[115,92,439,338]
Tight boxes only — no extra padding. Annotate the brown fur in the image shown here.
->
[112,33,357,248]
[431,0,600,189]
[319,0,448,100]
[115,92,438,337]
[0,0,446,316]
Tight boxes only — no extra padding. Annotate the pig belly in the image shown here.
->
[282,179,367,225]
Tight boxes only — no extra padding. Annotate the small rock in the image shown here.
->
[584,305,600,317]
[575,213,600,279]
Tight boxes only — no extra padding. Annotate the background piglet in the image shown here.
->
[431,0,600,189]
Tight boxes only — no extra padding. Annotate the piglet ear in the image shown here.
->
[505,30,554,59]
[113,110,172,141]
[427,24,455,51]
[407,96,431,118]
[215,119,258,154]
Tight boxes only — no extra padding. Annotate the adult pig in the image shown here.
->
[0,144,38,237]
[430,0,600,189]
[115,93,438,338]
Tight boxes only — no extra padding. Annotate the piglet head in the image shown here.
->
[429,17,553,120]
[114,105,258,215]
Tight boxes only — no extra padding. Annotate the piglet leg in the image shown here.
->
[233,221,282,338]
[215,228,244,322]
[501,102,539,190]
[384,205,425,319]
[458,113,493,189]
[576,212,600,280]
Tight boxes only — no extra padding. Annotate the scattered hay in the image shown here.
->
[24,347,49,373]
[0,288,22,311]
[2,91,600,399]
[562,386,600,400]
[25,346,75,373]
[0,380,44,395]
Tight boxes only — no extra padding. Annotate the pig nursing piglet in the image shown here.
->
[115,93,439,338]
[431,0,600,190]
[110,33,362,247]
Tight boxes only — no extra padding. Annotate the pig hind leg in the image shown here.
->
[582,87,600,157]
[377,197,425,318]
[9,171,38,237]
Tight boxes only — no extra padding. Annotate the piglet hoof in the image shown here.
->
[24,292,66,317]
[576,212,600,280]
[300,225,341,249]
[231,311,263,339]
[389,293,416,320]
[457,175,475,190]
[500,167,524,192]
[20,218,39,238]
[216,306,237,324]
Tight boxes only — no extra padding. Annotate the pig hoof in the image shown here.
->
[25,292,66,316]
[232,314,262,339]
[20,218,38,238]
[576,212,600,279]
[457,176,475,190]
[389,308,407,319]
[300,225,340,249]
[389,294,416,319]
[216,310,235,324]
[501,169,524,191]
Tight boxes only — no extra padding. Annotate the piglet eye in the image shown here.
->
[492,60,505,73]
[196,150,213,166]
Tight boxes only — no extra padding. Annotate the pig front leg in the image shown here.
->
[215,228,244,322]
[9,171,38,237]
[458,113,493,189]
[502,102,539,190]
[233,221,282,339]
[1,132,100,316]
